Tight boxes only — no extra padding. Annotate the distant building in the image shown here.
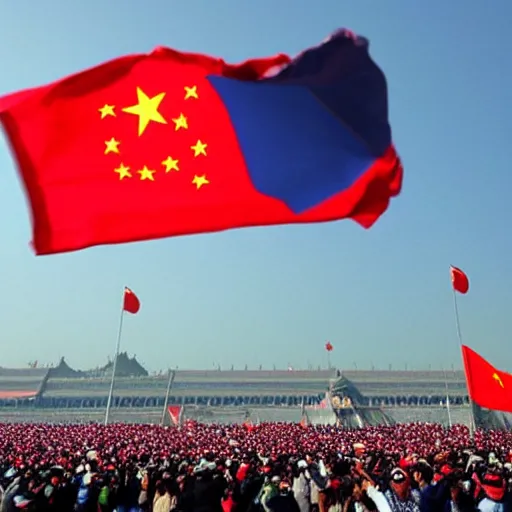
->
[0,359,508,429]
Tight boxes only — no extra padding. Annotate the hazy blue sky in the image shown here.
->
[0,1,510,373]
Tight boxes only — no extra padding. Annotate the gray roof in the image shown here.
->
[43,369,335,398]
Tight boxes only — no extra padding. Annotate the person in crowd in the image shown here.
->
[292,460,311,512]
[152,478,176,512]
[266,481,301,512]
[363,467,419,512]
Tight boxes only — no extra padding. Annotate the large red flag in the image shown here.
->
[450,265,469,294]
[462,345,512,413]
[0,29,401,255]
[123,287,140,314]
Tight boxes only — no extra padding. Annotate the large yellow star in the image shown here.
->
[184,85,198,99]
[191,140,207,157]
[138,166,156,181]
[114,163,131,180]
[122,88,167,136]
[172,113,188,131]
[99,104,116,118]
[162,156,179,172]
[104,138,120,154]
[192,174,209,189]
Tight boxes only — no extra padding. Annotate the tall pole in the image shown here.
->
[104,294,125,426]
[161,369,176,426]
[452,290,463,347]
[442,367,452,428]
[452,289,476,436]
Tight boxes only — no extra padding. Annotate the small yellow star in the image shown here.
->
[493,373,504,388]
[122,87,167,136]
[104,138,120,154]
[184,86,198,100]
[162,156,179,172]
[172,113,188,131]
[114,163,131,180]
[138,166,156,181]
[191,140,207,157]
[192,174,209,189]
[99,104,116,118]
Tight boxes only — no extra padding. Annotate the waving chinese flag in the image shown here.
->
[462,345,512,413]
[450,266,469,294]
[123,287,140,314]
[0,29,401,255]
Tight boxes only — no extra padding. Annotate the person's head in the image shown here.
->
[271,475,281,487]
[353,443,366,460]
[296,460,307,475]
[389,468,410,500]
[412,462,433,485]
[279,481,290,495]
[155,480,165,496]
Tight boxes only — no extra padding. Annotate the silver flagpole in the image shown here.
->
[161,369,176,426]
[442,367,452,428]
[104,290,125,426]
[452,285,476,436]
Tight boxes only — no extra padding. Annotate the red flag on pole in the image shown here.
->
[123,287,140,314]
[167,406,183,426]
[325,341,333,352]
[462,345,512,413]
[450,266,469,294]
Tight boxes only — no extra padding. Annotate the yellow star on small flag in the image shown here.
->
[172,113,188,131]
[191,140,207,157]
[114,163,131,180]
[122,87,167,136]
[138,166,156,181]
[184,86,198,99]
[493,373,504,388]
[99,104,116,118]
[162,156,179,172]
[192,175,209,189]
[104,138,120,154]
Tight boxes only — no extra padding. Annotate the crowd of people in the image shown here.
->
[1,421,512,511]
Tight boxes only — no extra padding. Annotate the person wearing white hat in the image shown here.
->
[353,443,367,462]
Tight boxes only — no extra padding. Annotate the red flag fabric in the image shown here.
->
[167,405,183,426]
[242,419,255,432]
[325,342,333,352]
[462,345,512,413]
[450,265,469,294]
[123,287,140,314]
[0,30,402,255]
